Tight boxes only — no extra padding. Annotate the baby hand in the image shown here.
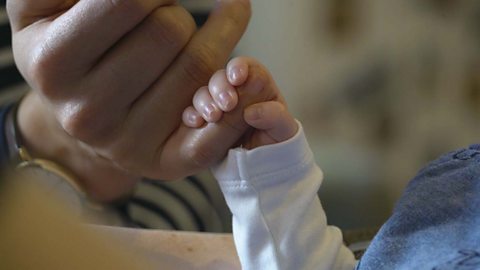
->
[182,57,298,149]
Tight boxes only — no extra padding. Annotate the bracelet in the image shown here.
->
[5,100,23,164]
[3,98,85,195]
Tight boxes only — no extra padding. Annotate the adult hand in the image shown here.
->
[7,0,253,200]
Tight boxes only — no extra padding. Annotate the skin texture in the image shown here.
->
[6,0,282,202]
[183,57,299,149]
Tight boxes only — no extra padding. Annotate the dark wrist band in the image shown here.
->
[5,99,25,165]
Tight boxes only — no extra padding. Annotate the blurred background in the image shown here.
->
[184,0,480,230]
[2,0,480,230]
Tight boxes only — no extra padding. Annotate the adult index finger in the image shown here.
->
[18,0,177,78]
[127,0,252,155]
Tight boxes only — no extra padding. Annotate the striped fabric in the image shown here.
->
[0,4,29,104]
[128,174,227,232]
[0,1,230,233]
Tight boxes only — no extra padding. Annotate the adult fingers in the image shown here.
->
[6,0,77,31]
[18,0,177,83]
[114,0,251,172]
[13,2,196,146]
[129,0,251,134]
[87,5,195,110]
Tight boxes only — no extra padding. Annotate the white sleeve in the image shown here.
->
[211,122,357,270]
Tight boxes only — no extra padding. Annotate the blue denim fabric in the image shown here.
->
[357,145,480,270]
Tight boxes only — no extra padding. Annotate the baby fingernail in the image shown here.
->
[203,104,216,119]
[229,66,246,84]
[188,113,198,125]
[218,91,234,109]
[245,106,262,121]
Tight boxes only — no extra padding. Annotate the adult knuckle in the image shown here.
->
[28,45,63,97]
[105,0,160,21]
[182,44,217,85]
[58,102,97,141]
[105,0,140,14]
[105,0,179,24]
[58,102,119,144]
[146,6,195,49]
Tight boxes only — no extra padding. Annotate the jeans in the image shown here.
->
[357,145,480,270]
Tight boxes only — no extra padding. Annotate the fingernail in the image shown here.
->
[203,104,216,119]
[229,66,246,84]
[245,106,261,121]
[218,91,234,110]
[188,113,198,125]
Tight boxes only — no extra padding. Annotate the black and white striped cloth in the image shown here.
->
[0,1,29,104]
[0,0,230,233]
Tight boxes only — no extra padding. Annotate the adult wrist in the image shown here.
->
[16,92,140,202]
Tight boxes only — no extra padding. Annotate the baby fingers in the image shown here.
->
[208,70,239,112]
[226,57,249,86]
[193,86,223,123]
[182,106,204,128]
